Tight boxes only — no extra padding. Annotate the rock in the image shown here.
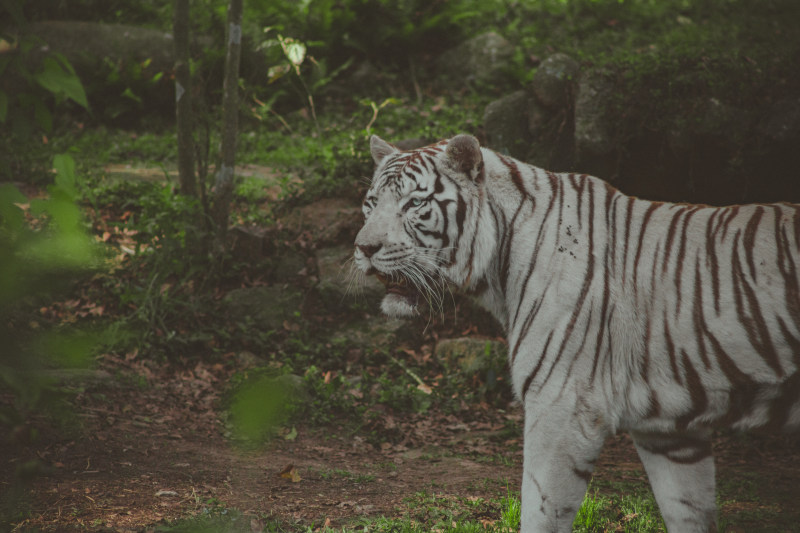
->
[30,21,179,76]
[574,69,617,161]
[271,247,309,282]
[668,98,753,153]
[527,96,551,139]
[229,226,310,282]
[334,316,411,350]
[483,90,532,160]
[223,286,304,331]
[698,98,752,143]
[531,53,581,109]
[435,337,507,374]
[229,226,269,263]
[759,98,800,143]
[315,245,384,312]
[315,245,355,289]
[272,373,308,402]
[438,32,515,85]
[283,197,362,247]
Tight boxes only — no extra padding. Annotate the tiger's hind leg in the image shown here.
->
[631,430,718,533]
[520,399,607,533]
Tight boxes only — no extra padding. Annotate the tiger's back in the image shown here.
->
[355,134,800,532]
[490,161,800,436]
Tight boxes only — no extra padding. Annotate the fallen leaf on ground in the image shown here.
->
[278,464,301,483]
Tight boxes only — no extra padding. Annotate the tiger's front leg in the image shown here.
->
[520,396,607,532]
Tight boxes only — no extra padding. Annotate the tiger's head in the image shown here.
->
[354,134,486,318]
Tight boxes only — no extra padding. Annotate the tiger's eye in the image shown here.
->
[410,198,423,207]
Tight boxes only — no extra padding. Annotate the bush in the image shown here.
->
[0,155,98,415]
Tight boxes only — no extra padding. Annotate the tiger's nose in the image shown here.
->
[357,243,382,258]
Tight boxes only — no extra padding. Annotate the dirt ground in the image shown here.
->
[2,348,799,533]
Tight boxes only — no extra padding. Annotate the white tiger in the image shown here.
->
[353,134,800,532]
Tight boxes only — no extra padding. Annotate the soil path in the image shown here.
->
[2,356,799,532]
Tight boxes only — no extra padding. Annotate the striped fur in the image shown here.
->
[354,134,800,532]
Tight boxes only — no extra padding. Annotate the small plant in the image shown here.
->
[572,488,665,533]
[499,487,521,531]
[259,30,352,135]
[573,491,608,532]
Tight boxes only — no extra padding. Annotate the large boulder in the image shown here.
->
[483,90,532,160]
[527,96,551,140]
[574,69,617,171]
[531,53,581,109]
[667,97,753,155]
[229,226,271,263]
[283,197,362,247]
[438,32,515,85]
[30,21,178,76]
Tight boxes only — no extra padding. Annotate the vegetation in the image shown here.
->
[1,0,798,531]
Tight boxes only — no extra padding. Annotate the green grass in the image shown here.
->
[573,490,665,533]
[153,487,669,532]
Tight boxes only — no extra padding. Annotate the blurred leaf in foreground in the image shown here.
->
[228,373,294,445]
[0,153,98,411]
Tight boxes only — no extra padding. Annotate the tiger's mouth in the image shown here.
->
[373,271,420,316]
[375,271,418,301]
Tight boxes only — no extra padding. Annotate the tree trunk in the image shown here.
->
[211,0,243,252]
[173,0,196,197]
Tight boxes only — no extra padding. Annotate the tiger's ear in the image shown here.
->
[445,134,484,182]
[370,135,399,165]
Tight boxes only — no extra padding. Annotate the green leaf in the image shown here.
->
[279,36,306,66]
[267,63,291,84]
[33,56,88,109]
[121,87,142,104]
[0,183,27,233]
[34,330,97,369]
[229,375,290,443]
[52,153,78,199]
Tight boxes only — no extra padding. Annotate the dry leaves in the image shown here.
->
[278,464,301,483]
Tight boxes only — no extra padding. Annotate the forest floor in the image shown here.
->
[2,345,800,532]
[2,175,800,532]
